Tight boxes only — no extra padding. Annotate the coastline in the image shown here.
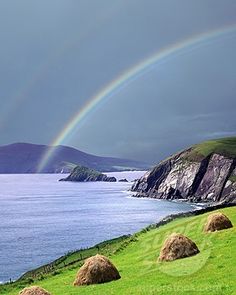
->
[2,202,235,287]
[129,191,207,210]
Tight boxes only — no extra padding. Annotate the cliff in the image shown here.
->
[59,165,117,182]
[131,137,236,204]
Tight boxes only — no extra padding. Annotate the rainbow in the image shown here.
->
[37,24,236,172]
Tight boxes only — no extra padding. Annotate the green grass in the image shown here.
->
[185,137,236,161]
[19,235,131,281]
[1,207,235,295]
[229,175,236,183]
[70,165,104,178]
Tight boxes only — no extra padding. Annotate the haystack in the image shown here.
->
[204,212,233,232]
[159,233,199,262]
[73,254,120,286]
[19,286,51,295]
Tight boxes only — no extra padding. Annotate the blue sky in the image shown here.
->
[0,0,236,163]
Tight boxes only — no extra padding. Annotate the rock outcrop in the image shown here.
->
[59,165,117,182]
[131,138,236,204]
[118,178,129,182]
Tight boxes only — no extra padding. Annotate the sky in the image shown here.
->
[0,0,236,164]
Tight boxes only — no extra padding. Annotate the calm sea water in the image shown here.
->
[0,172,195,283]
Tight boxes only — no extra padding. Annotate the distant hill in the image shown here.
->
[0,143,149,173]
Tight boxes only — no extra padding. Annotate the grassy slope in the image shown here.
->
[186,137,236,161]
[67,165,103,179]
[19,236,131,281]
[2,207,235,295]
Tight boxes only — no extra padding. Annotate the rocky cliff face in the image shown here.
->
[131,143,236,204]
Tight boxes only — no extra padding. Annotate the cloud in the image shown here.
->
[0,1,236,163]
[201,131,236,139]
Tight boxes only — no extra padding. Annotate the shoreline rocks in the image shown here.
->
[118,178,128,182]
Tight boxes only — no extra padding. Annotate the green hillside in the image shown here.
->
[185,137,236,161]
[1,207,235,295]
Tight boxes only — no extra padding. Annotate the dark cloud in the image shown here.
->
[0,0,236,163]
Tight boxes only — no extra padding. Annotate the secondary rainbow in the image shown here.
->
[37,24,236,172]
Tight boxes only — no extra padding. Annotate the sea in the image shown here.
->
[0,172,196,283]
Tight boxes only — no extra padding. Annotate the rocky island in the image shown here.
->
[131,137,236,205]
[59,165,117,182]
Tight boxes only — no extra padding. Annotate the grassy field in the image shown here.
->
[1,207,235,295]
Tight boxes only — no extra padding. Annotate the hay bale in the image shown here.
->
[73,254,120,286]
[19,286,51,295]
[204,212,233,232]
[159,233,199,262]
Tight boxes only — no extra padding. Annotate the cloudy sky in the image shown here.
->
[0,0,236,163]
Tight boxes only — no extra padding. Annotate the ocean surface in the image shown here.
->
[0,172,196,283]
